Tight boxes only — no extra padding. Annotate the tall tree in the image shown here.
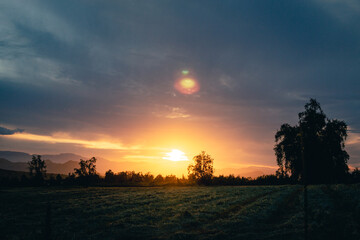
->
[274,99,349,183]
[28,155,47,183]
[74,157,97,177]
[188,151,214,184]
[74,157,98,185]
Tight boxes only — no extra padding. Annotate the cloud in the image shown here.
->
[152,105,191,119]
[0,0,78,44]
[312,0,360,24]
[1,132,139,150]
[0,126,24,135]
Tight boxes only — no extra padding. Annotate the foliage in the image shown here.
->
[105,169,115,182]
[2,168,360,187]
[352,168,360,183]
[74,157,97,177]
[274,98,349,183]
[2,152,360,187]
[74,157,99,185]
[28,155,47,184]
[187,151,214,184]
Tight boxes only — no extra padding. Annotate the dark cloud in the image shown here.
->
[0,126,24,135]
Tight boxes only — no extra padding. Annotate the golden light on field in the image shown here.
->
[163,149,189,161]
[175,77,200,95]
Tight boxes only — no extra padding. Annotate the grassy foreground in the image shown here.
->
[1,184,359,239]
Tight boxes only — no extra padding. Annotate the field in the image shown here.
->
[1,185,360,240]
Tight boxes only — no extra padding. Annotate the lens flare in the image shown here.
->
[182,70,189,75]
[175,77,200,95]
[180,78,195,88]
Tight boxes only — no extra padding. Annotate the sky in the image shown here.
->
[1,0,360,175]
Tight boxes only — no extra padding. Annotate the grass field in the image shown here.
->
[1,184,359,239]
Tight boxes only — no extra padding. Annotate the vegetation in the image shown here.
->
[1,155,360,188]
[275,99,349,184]
[74,157,99,186]
[27,155,47,185]
[187,151,214,184]
[1,184,360,239]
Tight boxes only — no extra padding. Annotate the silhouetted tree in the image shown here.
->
[74,157,99,185]
[143,172,154,185]
[154,174,164,185]
[274,99,349,183]
[28,155,47,184]
[116,171,129,184]
[105,169,115,183]
[188,151,214,184]
[164,175,177,185]
[352,168,360,183]
[130,172,143,184]
[56,174,62,184]
[65,173,76,185]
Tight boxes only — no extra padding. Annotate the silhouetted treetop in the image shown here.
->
[188,151,214,184]
[27,155,47,185]
[74,157,97,177]
[28,155,47,177]
[275,98,349,184]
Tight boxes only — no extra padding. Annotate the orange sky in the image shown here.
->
[0,112,277,177]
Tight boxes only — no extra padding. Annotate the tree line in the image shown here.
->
[0,153,290,187]
[1,153,360,187]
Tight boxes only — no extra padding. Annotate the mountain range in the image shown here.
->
[0,151,146,175]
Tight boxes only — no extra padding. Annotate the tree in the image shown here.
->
[74,157,99,185]
[55,174,63,185]
[274,99,349,183]
[154,174,164,185]
[352,168,360,183]
[188,151,214,184]
[105,169,115,183]
[28,155,47,184]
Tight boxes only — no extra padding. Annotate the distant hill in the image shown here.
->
[0,158,79,175]
[0,151,32,162]
[0,151,84,163]
[43,153,85,163]
[0,158,28,172]
[0,152,149,175]
[0,168,67,179]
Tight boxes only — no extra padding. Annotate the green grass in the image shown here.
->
[1,185,359,239]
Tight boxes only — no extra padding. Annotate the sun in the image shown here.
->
[163,149,189,161]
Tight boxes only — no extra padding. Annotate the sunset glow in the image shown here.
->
[2,132,138,150]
